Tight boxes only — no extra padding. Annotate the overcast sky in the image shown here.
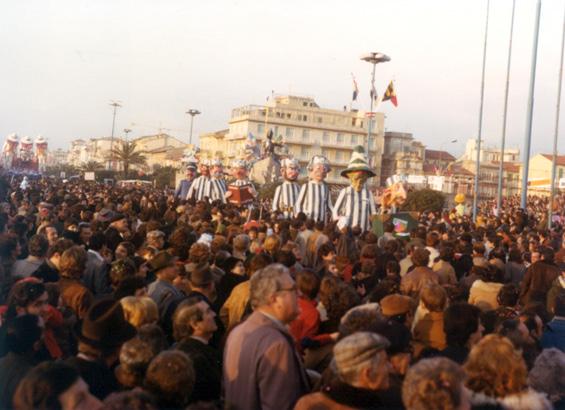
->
[1,0,564,157]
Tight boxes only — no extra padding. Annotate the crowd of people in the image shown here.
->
[0,169,564,410]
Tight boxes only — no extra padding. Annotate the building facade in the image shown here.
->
[460,139,520,163]
[223,95,385,184]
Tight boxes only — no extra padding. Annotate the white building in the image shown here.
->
[222,94,385,184]
[460,139,520,163]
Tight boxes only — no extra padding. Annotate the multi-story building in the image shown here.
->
[67,134,187,171]
[381,132,425,185]
[460,139,520,163]
[47,148,68,166]
[199,129,229,160]
[223,94,385,184]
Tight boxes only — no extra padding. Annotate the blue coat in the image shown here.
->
[541,317,565,352]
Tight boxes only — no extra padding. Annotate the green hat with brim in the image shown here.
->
[341,145,376,178]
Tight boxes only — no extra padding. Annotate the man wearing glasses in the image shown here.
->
[223,264,310,410]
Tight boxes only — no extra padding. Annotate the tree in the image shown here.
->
[109,141,147,176]
[79,161,103,172]
[401,189,445,213]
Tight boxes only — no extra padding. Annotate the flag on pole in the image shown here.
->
[370,80,378,102]
[382,81,398,107]
[351,73,359,101]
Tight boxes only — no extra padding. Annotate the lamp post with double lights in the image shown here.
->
[360,52,390,163]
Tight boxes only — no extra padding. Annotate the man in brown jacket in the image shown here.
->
[223,263,310,410]
[400,248,438,298]
[520,247,560,305]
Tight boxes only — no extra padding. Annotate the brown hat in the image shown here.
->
[149,251,177,272]
[380,294,414,317]
[76,298,136,348]
[189,262,213,287]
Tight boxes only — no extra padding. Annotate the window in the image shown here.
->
[285,127,294,138]
[317,116,323,123]
[302,129,310,141]
[301,146,310,159]
[351,135,358,145]
[321,148,328,158]
[335,151,343,162]
[369,138,374,148]
[303,115,308,121]
[273,126,279,137]
[322,131,330,143]
[560,168,564,179]
[257,123,264,134]
[336,133,344,143]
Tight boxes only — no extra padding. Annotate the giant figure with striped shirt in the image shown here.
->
[209,158,227,204]
[186,159,212,202]
[294,155,332,223]
[332,146,377,232]
[272,157,301,218]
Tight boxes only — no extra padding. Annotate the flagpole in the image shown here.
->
[496,0,516,214]
[472,0,490,222]
[549,3,565,229]
[360,52,390,167]
[521,0,542,209]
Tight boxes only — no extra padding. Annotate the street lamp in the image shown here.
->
[109,100,122,171]
[360,52,390,163]
[123,128,132,141]
[186,109,201,146]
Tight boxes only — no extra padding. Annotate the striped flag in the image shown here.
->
[382,81,398,107]
[370,80,378,102]
[351,73,359,101]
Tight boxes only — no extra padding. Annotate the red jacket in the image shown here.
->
[289,297,320,348]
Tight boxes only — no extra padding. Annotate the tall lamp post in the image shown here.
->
[123,128,132,142]
[549,3,565,229]
[186,109,201,146]
[109,100,122,171]
[472,0,490,222]
[496,0,516,213]
[360,52,390,162]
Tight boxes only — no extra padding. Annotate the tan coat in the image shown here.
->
[400,266,438,298]
[224,311,310,410]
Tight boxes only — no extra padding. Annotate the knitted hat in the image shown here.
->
[341,145,375,177]
[333,332,390,377]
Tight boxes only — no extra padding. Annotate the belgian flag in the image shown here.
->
[382,81,398,107]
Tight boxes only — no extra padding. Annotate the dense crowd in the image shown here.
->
[0,171,563,410]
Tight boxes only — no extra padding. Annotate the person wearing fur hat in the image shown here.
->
[294,155,333,223]
[332,146,377,232]
[272,157,301,218]
[209,158,227,204]
[175,161,197,200]
[186,159,212,202]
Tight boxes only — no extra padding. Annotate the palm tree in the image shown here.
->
[109,141,147,176]
[79,160,103,172]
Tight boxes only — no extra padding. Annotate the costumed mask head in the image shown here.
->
[281,158,300,181]
[231,159,248,180]
[308,155,330,182]
[199,160,210,176]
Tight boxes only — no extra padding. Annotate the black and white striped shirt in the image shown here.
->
[210,178,227,203]
[186,175,211,202]
[294,180,333,223]
[332,185,377,232]
[272,180,301,218]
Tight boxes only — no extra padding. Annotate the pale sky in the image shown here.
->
[1,0,564,158]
